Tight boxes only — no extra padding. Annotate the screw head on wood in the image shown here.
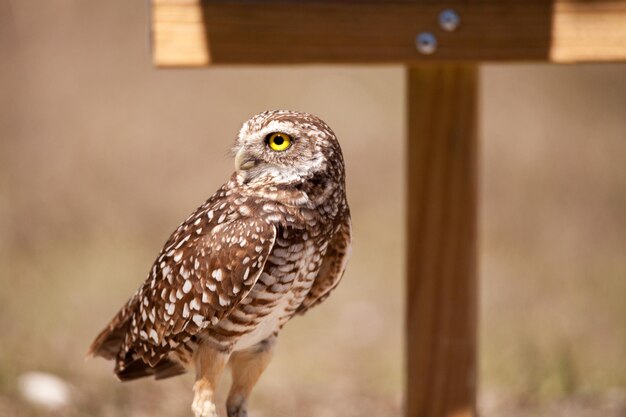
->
[416,32,437,54]
[439,9,460,32]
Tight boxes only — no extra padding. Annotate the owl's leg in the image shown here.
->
[192,343,231,417]
[226,335,276,417]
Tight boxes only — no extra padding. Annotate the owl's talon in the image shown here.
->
[227,400,248,417]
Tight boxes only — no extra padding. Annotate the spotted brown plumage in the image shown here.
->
[88,110,351,416]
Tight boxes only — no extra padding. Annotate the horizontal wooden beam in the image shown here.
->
[151,0,626,66]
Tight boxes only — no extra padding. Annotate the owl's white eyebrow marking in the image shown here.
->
[239,121,301,146]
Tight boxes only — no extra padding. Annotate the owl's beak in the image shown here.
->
[235,147,257,172]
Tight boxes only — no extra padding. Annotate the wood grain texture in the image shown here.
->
[406,65,478,417]
[151,0,626,66]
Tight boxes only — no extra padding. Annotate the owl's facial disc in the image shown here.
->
[234,111,339,187]
[234,124,306,180]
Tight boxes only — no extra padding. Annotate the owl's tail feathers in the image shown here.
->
[88,313,187,381]
[89,325,187,381]
[115,354,187,381]
[87,310,132,360]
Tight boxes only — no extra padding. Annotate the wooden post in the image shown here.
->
[406,65,478,417]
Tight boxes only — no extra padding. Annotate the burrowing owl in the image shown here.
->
[88,110,352,417]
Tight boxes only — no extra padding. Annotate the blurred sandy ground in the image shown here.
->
[0,1,625,416]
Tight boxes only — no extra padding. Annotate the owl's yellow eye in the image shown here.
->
[266,132,292,152]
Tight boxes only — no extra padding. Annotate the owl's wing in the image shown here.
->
[89,205,276,375]
[297,213,352,314]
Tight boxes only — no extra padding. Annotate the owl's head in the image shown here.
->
[233,110,344,186]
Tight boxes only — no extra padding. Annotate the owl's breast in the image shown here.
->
[217,229,325,350]
[208,230,326,351]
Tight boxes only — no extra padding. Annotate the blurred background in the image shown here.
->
[1,1,625,417]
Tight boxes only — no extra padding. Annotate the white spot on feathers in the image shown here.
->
[175,235,189,249]
[178,267,188,281]
[218,294,229,306]
[167,303,175,315]
[212,269,223,281]
[192,314,204,327]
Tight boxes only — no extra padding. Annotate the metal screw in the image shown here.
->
[439,9,460,32]
[415,32,437,55]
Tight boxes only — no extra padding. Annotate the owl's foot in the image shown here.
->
[192,382,218,417]
[226,395,248,417]
[191,395,217,417]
